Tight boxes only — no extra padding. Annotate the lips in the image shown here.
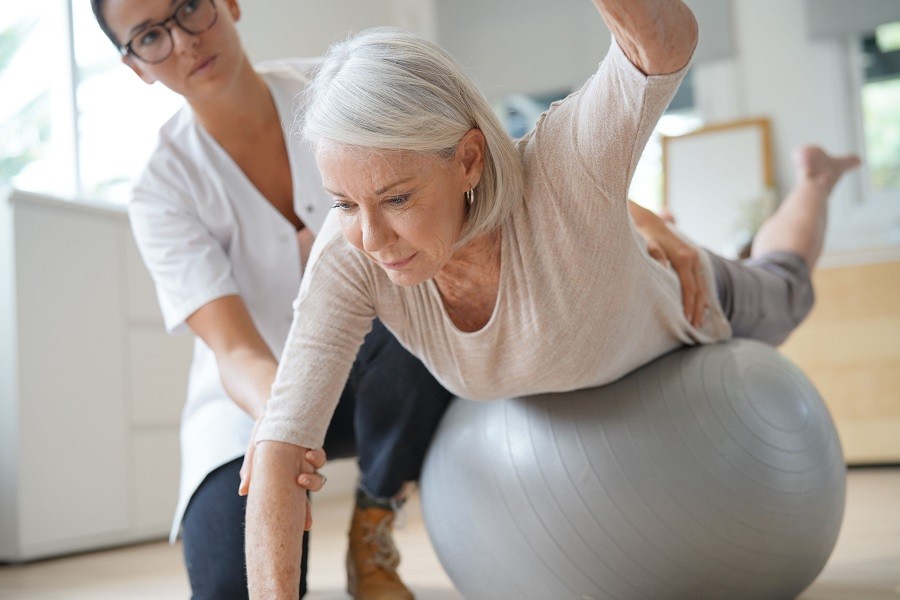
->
[380,253,417,269]
[189,55,216,76]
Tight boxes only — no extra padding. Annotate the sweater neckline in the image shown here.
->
[426,220,510,337]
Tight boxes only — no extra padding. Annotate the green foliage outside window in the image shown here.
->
[0,20,48,189]
[861,78,900,191]
[862,22,900,193]
[876,21,900,52]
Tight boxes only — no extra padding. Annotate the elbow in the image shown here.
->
[638,2,699,75]
[673,4,699,70]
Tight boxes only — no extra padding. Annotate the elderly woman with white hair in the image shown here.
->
[243,0,860,596]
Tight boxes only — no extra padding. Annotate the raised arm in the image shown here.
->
[592,0,698,75]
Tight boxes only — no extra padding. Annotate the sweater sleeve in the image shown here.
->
[255,224,377,448]
[525,38,691,205]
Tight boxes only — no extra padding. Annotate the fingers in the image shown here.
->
[297,471,328,493]
[670,247,707,327]
[238,418,264,496]
[238,443,255,496]
[646,240,669,267]
[691,261,708,327]
[639,220,708,328]
[305,448,327,470]
[296,448,328,492]
[305,501,314,531]
[238,431,328,498]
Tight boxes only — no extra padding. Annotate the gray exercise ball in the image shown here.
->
[420,339,845,600]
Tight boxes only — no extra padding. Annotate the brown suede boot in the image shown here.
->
[346,505,414,600]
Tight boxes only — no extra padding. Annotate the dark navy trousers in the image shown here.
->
[181,319,452,599]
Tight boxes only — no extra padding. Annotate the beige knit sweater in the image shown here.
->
[257,41,732,449]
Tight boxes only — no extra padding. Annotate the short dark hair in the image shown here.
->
[91,0,121,47]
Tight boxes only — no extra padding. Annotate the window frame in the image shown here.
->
[2,0,183,204]
[848,26,900,207]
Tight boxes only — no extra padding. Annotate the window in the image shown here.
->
[628,110,703,215]
[0,0,182,204]
[858,21,900,201]
[494,71,700,215]
[0,0,74,198]
[628,70,702,214]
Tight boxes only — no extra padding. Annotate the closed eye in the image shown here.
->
[331,201,356,211]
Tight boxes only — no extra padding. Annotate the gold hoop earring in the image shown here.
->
[465,186,475,206]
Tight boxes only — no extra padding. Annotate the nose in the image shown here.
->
[360,210,395,254]
[169,23,199,54]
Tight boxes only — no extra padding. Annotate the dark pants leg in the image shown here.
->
[182,457,309,599]
[324,319,454,498]
[181,320,451,598]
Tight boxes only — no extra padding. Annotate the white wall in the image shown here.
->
[731,1,859,244]
[434,0,610,102]
[236,0,437,62]
[695,0,899,255]
[432,0,735,103]
[433,0,899,256]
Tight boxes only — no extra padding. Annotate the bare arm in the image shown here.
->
[189,297,325,599]
[591,0,698,75]
[246,441,312,599]
[186,294,277,421]
[186,295,327,497]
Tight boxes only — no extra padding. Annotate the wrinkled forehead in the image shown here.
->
[315,141,448,192]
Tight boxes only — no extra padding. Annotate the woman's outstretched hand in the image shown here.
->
[628,201,707,328]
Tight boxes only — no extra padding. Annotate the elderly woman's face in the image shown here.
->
[317,140,477,287]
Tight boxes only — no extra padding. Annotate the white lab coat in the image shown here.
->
[127,58,330,542]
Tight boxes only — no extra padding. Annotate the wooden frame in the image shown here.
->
[661,118,774,257]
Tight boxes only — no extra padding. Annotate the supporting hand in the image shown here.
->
[240,420,328,532]
[629,201,707,327]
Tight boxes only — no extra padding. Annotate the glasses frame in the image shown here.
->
[119,0,219,64]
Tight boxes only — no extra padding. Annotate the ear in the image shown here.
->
[225,0,241,22]
[122,55,156,85]
[456,128,486,188]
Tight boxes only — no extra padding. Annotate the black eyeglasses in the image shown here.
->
[120,0,218,64]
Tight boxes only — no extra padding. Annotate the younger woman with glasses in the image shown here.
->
[90,0,455,598]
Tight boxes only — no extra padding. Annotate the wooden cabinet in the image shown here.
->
[0,191,192,561]
[780,256,900,465]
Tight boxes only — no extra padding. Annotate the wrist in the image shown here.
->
[250,400,267,422]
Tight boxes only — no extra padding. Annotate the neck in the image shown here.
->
[434,230,501,296]
[432,230,502,332]
[189,57,277,143]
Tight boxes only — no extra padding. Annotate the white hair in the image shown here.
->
[298,27,524,245]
